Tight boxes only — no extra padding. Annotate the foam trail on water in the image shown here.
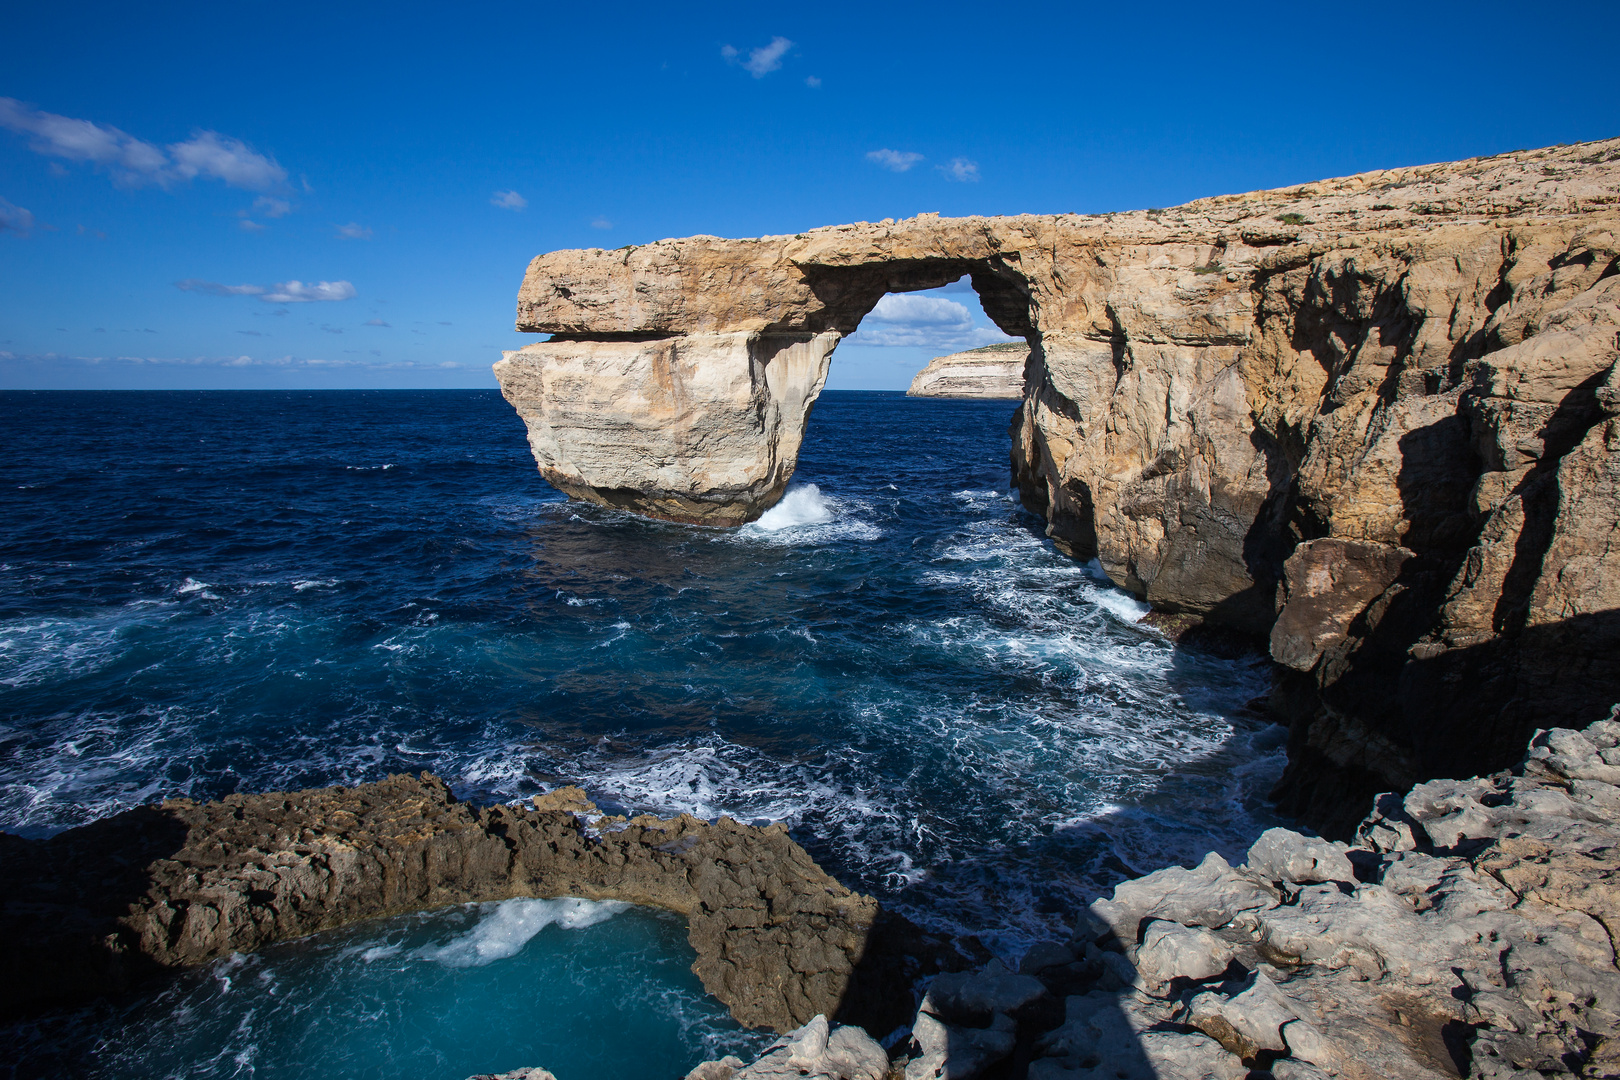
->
[750,484,834,531]
[419,897,630,968]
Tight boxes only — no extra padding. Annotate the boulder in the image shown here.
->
[1244,828,1355,885]
[1134,920,1235,987]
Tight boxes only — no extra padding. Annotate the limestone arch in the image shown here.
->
[495,247,1043,525]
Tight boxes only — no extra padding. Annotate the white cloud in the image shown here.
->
[253,196,292,218]
[0,196,36,235]
[938,157,980,182]
[491,189,526,211]
[591,216,613,229]
[722,37,792,77]
[336,222,373,239]
[867,148,923,173]
[175,278,356,303]
[261,280,357,303]
[0,98,286,192]
[844,293,1019,350]
[169,132,286,190]
[805,75,822,89]
[238,218,266,232]
[365,318,390,327]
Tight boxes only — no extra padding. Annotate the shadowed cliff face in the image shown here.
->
[499,138,1620,825]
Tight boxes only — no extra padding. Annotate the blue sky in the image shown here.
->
[2,0,1616,391]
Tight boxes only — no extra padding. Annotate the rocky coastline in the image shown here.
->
[497,137,1620,833]
[644,716,1620,1080]
[906,343,1028,399]
[10,716,1620,1079]
[0,778,954,1035]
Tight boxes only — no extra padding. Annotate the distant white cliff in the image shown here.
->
[906,342,1026,399]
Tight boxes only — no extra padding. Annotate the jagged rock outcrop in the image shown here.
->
[500,139,1620,820]
[907,342,1027,398]
[680,717,1620,1080]
[0,779,934,1034]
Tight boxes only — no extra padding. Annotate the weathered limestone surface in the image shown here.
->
[0,779,937,1035]
[907,342,1027,398]
[496,331,837,525]
[677,718,1620,1080]
[501,139,1620,820]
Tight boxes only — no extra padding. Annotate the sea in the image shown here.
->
[0,389,1288,1079]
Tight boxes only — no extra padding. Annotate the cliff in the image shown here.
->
[497,138,1620,826]
[907,343,1027,398]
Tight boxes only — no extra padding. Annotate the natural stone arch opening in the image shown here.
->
[495,242,1042,526]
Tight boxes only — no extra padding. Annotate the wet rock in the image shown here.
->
[467,1070,558,1080]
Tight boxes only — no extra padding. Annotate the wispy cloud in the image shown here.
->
[938,157,980,182]
[252,196,292,218]
[490,189,526,211]
[364,318,390,327]
[238,219,266,232]
[867,149,924,173]
[591,216,613,230]
[335,222,373,240]
[176,278,357,303]
[0,98,287,192]
[843,293,1017,350]
[0,196,35,235]
[721,37,792,77]
[805,75,822,89]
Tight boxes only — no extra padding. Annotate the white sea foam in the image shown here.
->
[752,484,835,531]
[418,898,629,968]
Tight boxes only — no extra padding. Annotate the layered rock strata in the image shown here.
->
[906,342,1028,398]
[0,778,933,1034]
[499,139,1620,822]
[673,718,1620,1080]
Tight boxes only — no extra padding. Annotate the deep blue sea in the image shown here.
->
[0,389,1287,1079]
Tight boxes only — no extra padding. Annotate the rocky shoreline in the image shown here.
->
[0,778,958,1035]
[656,716,1620,1080]
[9,715,1620,1079]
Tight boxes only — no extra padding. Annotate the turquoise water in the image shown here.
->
[0,389,1287,1078]
[4,898,769,1079]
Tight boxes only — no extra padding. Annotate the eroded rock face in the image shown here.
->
[0,777,913,1034]
[495,331,837,525]
[502,139,1620,814]
[906,343,1027,398]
